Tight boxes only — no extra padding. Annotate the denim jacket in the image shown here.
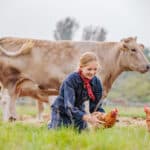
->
[51,72,103,121]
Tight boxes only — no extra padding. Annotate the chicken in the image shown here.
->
[144,106,150,132]
[91,108,118,128]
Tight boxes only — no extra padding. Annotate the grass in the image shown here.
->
[0,122,149,150]
[0,104,149,150]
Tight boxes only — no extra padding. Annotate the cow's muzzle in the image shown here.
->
[146,64,150,71]
[138,64,150,73]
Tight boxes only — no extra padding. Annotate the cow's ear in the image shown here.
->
[121,37,131,43]
[120,43,129,51]
[139,44,144,50]
[121,37,137,43]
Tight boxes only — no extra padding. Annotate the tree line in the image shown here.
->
[53,17,107,41]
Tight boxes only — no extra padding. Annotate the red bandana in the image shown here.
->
[78,70,95,101]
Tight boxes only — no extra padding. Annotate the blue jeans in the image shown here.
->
[48,107,87,131]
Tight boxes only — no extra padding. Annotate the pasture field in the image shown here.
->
[0,104,150,150]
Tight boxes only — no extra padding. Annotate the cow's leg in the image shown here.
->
[9,94,17,121]
[1,100,10,121]
[36,101,45,122]
[1,89,10,121]
[47,96,57,124]
[0,84,10,121]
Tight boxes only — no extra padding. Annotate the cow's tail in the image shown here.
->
[0,40,34,57]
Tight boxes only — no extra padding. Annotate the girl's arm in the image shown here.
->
[63,80,86,120]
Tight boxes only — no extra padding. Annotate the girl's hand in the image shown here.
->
[82,114,101,127]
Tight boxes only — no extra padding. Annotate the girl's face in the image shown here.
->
[80,61,98,79]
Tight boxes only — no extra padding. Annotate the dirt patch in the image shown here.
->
[116,116,146,127]
[16,114,147,128]
[17,114,50,126]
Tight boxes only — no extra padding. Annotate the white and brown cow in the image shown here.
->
[0,36,149,120]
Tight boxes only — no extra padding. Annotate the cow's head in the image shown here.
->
[120,37,150,73]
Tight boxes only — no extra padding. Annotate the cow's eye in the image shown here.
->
[131,49,136,52]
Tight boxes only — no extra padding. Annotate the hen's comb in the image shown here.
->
[112,108,118,113]
[111,108,118,116]
[144,106,149,112]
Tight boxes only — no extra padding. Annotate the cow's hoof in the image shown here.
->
[9,116,17,122]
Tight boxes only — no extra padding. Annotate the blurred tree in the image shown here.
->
[54,17,79,40]
[82,25,93,40]
[82,25,107,41]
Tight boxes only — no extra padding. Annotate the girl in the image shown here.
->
[48,52,105,131]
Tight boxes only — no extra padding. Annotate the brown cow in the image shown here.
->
[0,36,149,120]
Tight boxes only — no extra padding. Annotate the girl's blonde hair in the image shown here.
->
[78,52,99,68]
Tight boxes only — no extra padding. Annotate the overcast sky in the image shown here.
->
[0,0,150,46]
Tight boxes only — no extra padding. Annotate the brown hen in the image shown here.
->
[144,106,150,132]
[91,108,118,128]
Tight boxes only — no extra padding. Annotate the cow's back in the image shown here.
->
[0,37,119,90]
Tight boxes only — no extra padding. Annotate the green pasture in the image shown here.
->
[0,105,149,150]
